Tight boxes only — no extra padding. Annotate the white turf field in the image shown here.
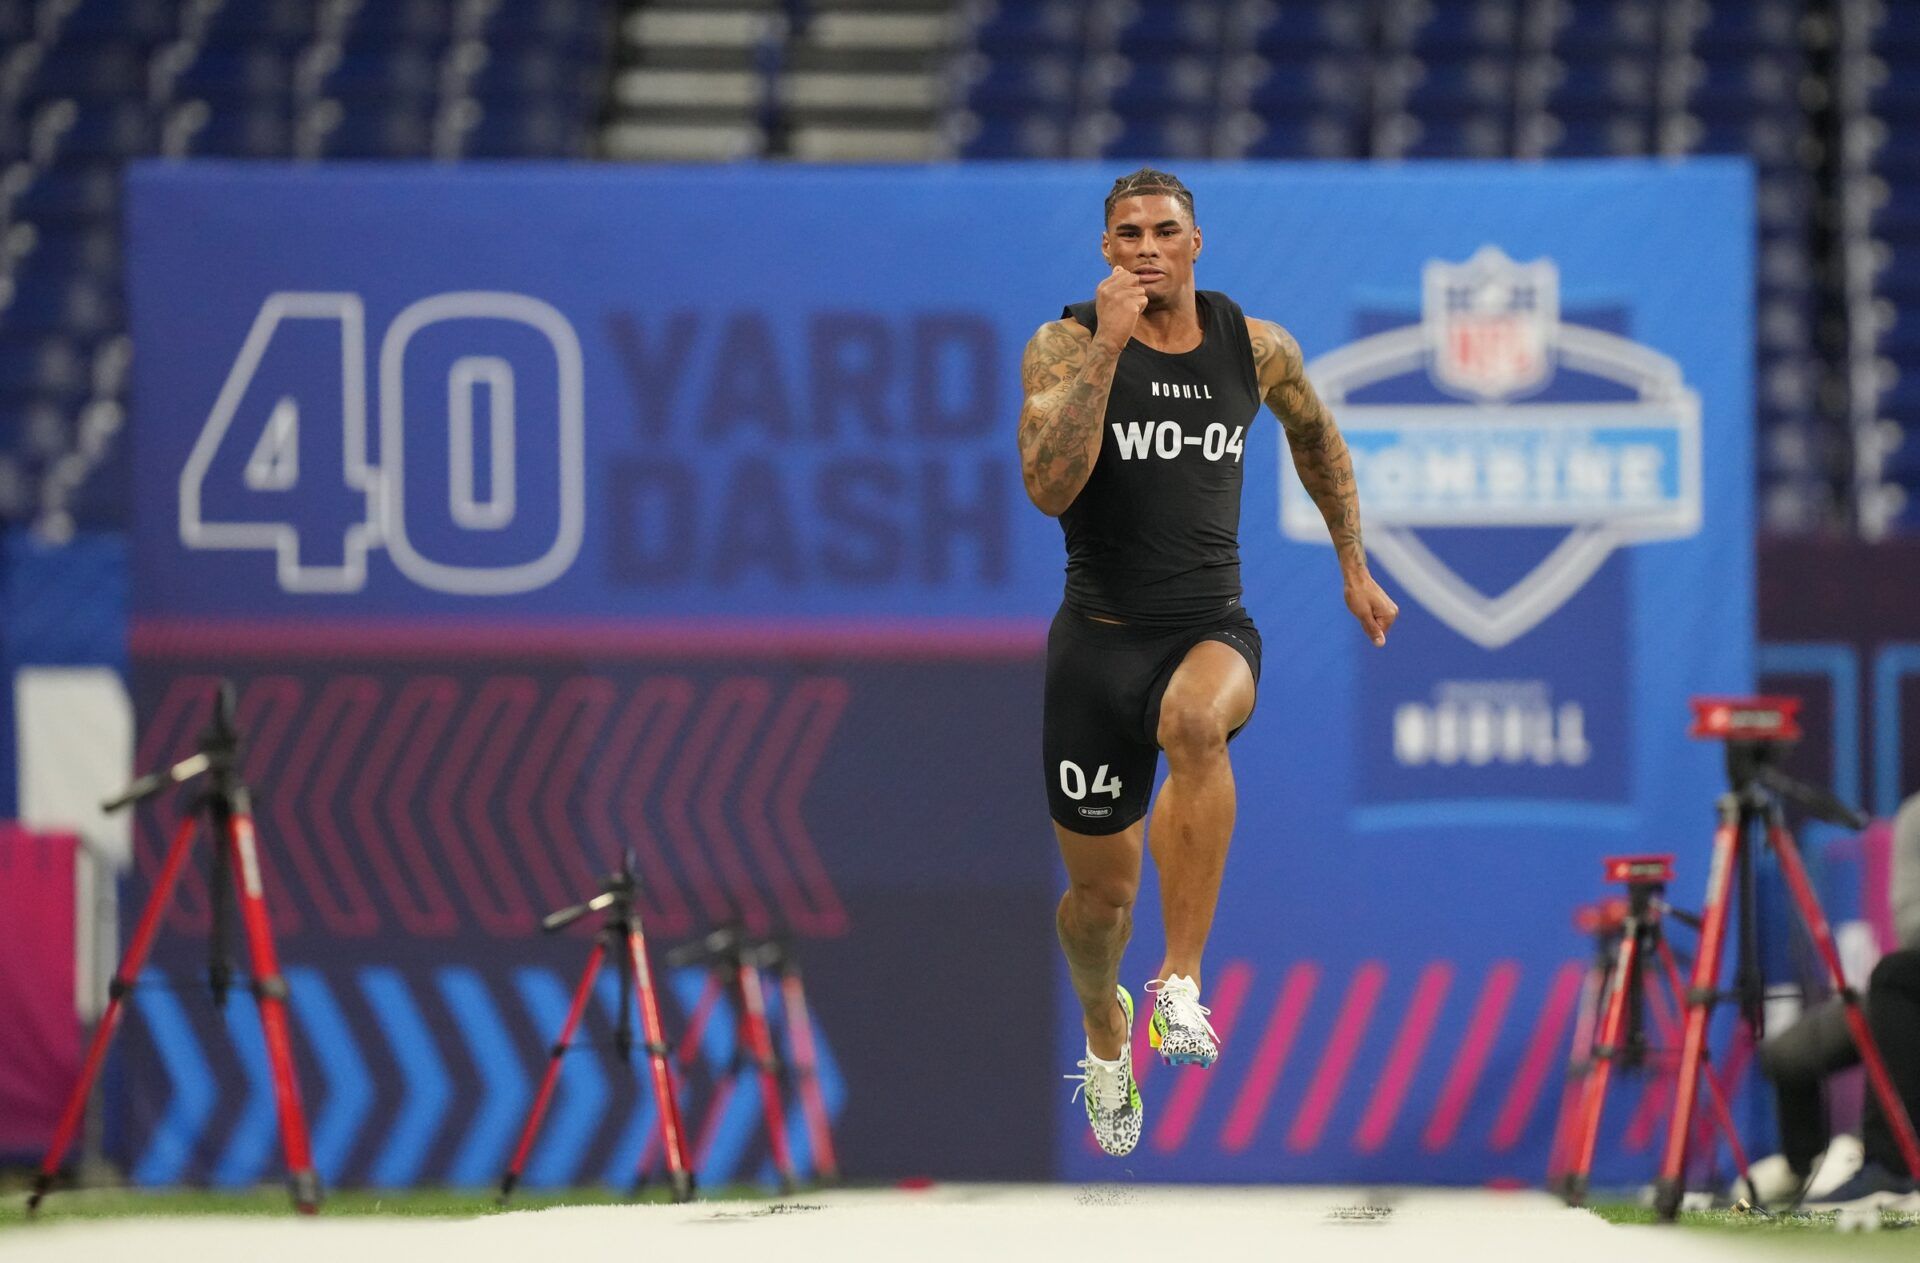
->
[8,1184,1907,1263]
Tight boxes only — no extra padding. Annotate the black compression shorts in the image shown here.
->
[1042,602,1263,836]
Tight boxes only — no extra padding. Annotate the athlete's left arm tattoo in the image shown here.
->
[1250,319,1367,577]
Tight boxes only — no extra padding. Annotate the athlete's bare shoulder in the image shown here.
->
[1021,318,1093,400]
[1244,315,1330,435]
[1242,316,1303,394]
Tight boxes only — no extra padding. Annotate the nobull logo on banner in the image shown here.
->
[1281,246,1703,650]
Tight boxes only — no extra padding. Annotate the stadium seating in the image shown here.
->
[3,0,1917,537]
[0,0,613,535]
[945,0,1891,534]
[1861,0,1920,528]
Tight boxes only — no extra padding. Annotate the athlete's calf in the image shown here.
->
[1056,859,1137,1060]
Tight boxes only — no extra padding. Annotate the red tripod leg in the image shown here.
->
[677,972,725,1070]
[227,808,320,1213]
[29,817,199,1214]
[499,942,605,1203]
[1656,938,1755,1195]
[737,961,796,1191]
[626,924,696,1202]
[1656,805,1742,1221]
[780,967,839,1183]
[1549,959,1608,1189]
[1564,920,1642,1205]
[1768,821,1920,1180]
[636,971,722,1188]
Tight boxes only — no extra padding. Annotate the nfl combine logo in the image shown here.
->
[1283,246,1702,649]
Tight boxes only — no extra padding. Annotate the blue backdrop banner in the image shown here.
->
[126,161,1752,1187]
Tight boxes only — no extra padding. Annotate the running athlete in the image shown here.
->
[1020,169,1397,1156]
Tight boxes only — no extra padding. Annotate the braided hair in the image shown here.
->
[1104,167,1195,223]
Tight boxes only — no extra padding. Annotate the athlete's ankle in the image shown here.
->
[1157,962,1202,991]
[1084,998,1128,1060]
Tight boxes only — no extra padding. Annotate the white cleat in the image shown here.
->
[1147,974,1219,1067]
[1065,985,1142,1157]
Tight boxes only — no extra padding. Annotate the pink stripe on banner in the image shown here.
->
[1353,962,1454,1153]
[130,617,1050,661]
[1221,963,1319,1153]
[1149,961,1254,1153]
[1422,961,1520,1152]
[1489,961,1586,1151]
[1286,962,1387,1153]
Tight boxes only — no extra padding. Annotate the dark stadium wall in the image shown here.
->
[1757,537,1920,819]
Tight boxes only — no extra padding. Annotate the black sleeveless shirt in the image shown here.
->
[1057,290,1262,627]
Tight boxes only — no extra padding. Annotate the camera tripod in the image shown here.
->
[27,681,320,1215]
[498,853,694,1204]
[1650,697,1920,1221]
[759,936,840,1184]
[644,926,799,1192]
[1553,855,1754,1206]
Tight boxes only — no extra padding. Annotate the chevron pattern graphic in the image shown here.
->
[129,671,852,941]
[115,660,872,1188]
[119,961,843,1190]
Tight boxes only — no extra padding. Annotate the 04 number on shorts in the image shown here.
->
[1058,759,1122,800]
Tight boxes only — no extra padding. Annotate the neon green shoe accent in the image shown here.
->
[1068,984,1142,1157]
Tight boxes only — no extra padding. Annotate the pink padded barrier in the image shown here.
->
[0,825,79,1155]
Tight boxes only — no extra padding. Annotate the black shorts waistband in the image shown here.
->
[1052,600,1254,645]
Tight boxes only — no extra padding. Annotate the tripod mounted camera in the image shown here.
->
[498,852,696,1204]
[28,681,320,1216]
[1646,696,1920,1221]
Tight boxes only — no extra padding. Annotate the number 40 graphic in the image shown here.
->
[179,290,586,595]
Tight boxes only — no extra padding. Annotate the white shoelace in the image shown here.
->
[1065,1055,1127,1108]
[1146,976,1219,1045]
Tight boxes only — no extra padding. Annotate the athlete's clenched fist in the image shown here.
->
[1093,266,1148,348]
[1345,572,1400,647]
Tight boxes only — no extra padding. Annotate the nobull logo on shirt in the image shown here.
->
[1281,245,1702,650]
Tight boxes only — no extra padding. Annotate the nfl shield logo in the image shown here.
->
[1423,245,1557,401]
[1283,245,1701,649]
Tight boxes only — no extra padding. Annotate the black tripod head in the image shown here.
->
[201,678,241,766]
[102,679,244,813]
[751,934,796,975]
[666,923,744,969]
[1689,696,1868,830]
[541,850,641,934]
[665,925,794,974]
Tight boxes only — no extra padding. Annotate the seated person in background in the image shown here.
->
[1758,791,1920,1207]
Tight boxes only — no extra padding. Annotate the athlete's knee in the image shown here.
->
[1064,876,1136,929]
[1157,699,1231,764]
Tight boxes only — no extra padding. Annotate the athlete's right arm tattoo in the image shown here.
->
[1018,320,1122,516]
[1251,319,1368,577]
